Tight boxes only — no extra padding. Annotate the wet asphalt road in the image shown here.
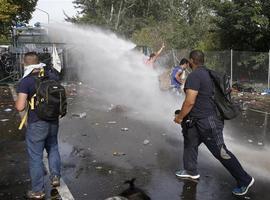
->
[0,83,270,200]
[59,84,270,200]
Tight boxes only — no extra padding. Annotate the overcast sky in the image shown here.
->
[29,0,78,25]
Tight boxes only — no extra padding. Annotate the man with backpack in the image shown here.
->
[16,52,66,199]
[173,50,254,196]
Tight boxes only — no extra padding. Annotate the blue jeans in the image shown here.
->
[181,115,252,186]
[26,120,61,192]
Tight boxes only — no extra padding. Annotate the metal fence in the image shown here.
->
[157,49,270,91]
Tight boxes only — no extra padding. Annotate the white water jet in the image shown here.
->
[48,23,180,122]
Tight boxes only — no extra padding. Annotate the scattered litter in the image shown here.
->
[72,112,87,118]
[78,82,83,85]
[75,167,84,178]
[95,123,99,126]
[244,197,251,199]
[4,108,12,112]
[121,128,129,131]
[162,133,167,136]
[71,146,86,158]
[108,104,126,113]
[258,142,263,146]
[143,139,150,145]
[113,152,126,156]
[238,93,244,97]
[241,102,249,111]
[261,89,270,95]
[0,119,9,122]
[108,170,112,174]
[108,121,117,124]
[248,139,253,143]
[96,166,103,170]
[92,160,97,163]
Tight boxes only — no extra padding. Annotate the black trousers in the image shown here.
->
[181,115,251,186]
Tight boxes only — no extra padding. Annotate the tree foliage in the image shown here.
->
[69,0,270,51]
[211,0,270,51]
[0,0,38,37]
[71,0,214,49]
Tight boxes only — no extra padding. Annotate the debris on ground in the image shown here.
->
[96,166,103,170]
[0,119,9,122]
[248,139,253,143]
[232,83,255,93]
[108,104,127,113]
[258,142,263,146]
[113,152,126,156]
[75,167,84,178]
[65,83,78,96]
[232,91,270,113]
[4,108,12,112]
[143,139,150,145]
[261,89,270,95]
[108,121,117,124]
[121,128,129,131]
[72,112,87,118]
[71,146,86,158]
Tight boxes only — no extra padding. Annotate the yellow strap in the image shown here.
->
[29,95,36,110]
[18,68,43,130]
[18,95,35,130]
[18,109,28,130]
[39,68,45,77]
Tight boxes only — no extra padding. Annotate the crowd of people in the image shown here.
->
[15,49,254,199]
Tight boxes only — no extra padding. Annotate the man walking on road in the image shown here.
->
[174,50,254,196]
[16,52,61,199]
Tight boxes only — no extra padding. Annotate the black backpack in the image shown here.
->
[34,76,67,121]
[206,68,239,120]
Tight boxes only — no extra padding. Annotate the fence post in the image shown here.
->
[268,50,270,90]
[230,49,233,86]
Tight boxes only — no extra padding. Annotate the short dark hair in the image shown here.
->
[189,50,204,65]
[24,51,39,64]
[24,51,39,58]
[179,58,189,65]
[149,53,156,59]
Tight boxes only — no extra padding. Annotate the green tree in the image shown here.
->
[70,0,175,37]
[132,0,214,50]
[211,0,270,51]
[0,0,38,40]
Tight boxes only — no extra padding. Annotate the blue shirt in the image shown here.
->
[171,66,183,88]
[17,69,59,123]
[184,66,216,118]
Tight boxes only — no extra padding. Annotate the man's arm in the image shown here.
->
[174,89,198,124]
[15,93,28,112]
[175,70,184,84]
[152,43,165,62]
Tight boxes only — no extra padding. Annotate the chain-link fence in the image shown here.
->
[157,49,270,92]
